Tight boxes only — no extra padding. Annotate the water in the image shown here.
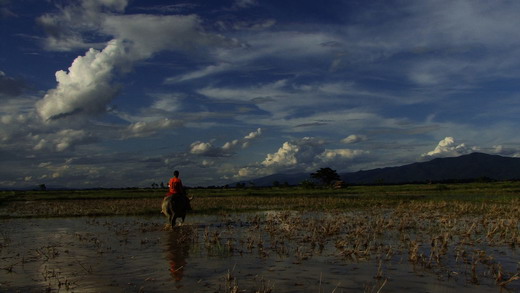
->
[0,213,518,292]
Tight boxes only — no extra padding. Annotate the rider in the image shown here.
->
[166,170,192,211]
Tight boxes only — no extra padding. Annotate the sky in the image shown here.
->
[2,0,520,189]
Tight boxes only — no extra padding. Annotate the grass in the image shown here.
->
[0,181,519,218]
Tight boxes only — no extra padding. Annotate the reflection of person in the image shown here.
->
[165,226,193,282]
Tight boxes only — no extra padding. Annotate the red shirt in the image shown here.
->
[167,177,183,196]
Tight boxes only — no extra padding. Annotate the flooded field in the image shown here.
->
[1,210,519,292]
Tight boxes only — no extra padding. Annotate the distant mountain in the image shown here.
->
[236,173,308,187]
[238,153,520,186]
[341,152,520,184]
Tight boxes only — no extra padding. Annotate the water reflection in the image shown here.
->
[2,214,518,292]
[164,226,194,283]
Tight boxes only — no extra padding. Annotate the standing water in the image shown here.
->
[0,212,518,292]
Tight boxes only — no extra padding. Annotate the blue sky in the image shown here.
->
[2,0,520,188]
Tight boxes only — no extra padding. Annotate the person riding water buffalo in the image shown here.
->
[162,170,192,217]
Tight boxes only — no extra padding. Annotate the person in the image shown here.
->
[168,170,184,196]
[162,170,191,215]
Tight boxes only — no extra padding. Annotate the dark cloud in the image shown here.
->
[0,71,26,98]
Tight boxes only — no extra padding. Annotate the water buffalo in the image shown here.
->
[163,195,193,227]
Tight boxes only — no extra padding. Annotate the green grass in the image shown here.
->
[1,181,519,218]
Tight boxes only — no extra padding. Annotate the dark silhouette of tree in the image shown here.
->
[300,179,315,189]
[310,167,341,186]
[39,184,47,191]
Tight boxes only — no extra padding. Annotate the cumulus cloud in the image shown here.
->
[490,145,520,157]
[236,137,367,179]
[319,149,368,161]
[1,0,244,181]
[422,137,477,158]
[341,134,367,144]
[190,128,262,157]
[0,99,42,146]
[32,129,94,152]
[190,141,215,156]
[224,128,262,150]
[36,1,238,124]
[36,40,126,121]
[261,137,325,169]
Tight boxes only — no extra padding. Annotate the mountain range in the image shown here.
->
[239,152,520,186]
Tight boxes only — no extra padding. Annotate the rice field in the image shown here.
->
[0,182,519,292]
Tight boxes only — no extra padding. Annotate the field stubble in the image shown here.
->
[0,183,519,292]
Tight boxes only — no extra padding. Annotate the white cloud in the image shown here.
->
[245,128,262,139]
[37,0,128,51]
[422,137,477,158]
[165,63,233,84]
[491,145,520,158]
[36,40,126,122]
[6,0,520,189]
[199,79,348,123]
[224,128,262,150]
[215,30,341,65]
[36,14,216,122]
[368,1,520,87]
[102,14,224,60]
[33,129,93,152]
[261,137,325,168]
[0,104,34,143]
[149,94,183,113]
[341,134,367,144]
[123,118,182,139]
[190,128,262,157]
[198,79,424,132]
[320,149,368,161]
[36,1,238,123]
[198,79,289,102]
[236,137,368,180]
[190,141,215,155]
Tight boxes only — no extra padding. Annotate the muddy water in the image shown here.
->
[0,213,518,292]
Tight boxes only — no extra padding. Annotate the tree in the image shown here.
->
[310,167,341,186]
[300,179,315,189]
